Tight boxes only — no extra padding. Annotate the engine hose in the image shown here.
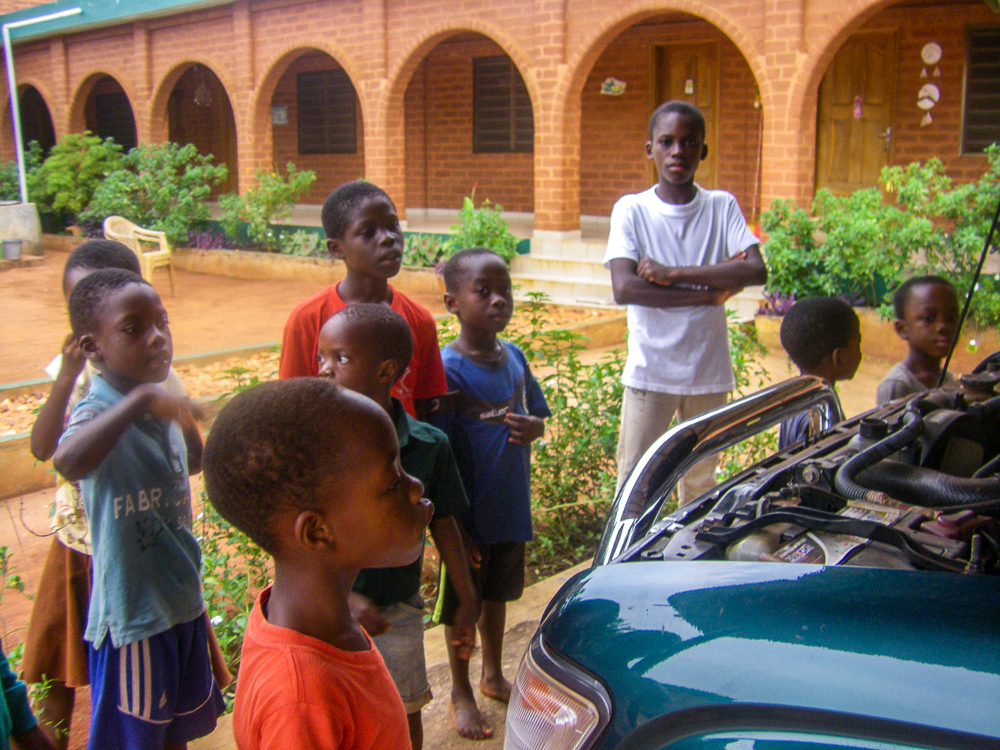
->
[834,405,924,501]
[973,451,1000,479]
[854,460,1000,511]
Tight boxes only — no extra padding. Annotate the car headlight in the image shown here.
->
[505,633,612,750]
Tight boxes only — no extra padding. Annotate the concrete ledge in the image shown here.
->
[0,256,45,272]
[172,247,446,297]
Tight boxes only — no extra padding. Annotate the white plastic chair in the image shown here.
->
[103,215,174,296]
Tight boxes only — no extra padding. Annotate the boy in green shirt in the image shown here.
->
[317,304,479,750]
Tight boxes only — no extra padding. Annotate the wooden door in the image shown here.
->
[654,42,719,188]
[815,31,898,195]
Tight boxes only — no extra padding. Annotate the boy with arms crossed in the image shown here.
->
[279,180,447,419]
[316,304,479,750]
[605,101,767,502]
[434,248,551,740]
[54,270,223,750]
[203,378,434,750]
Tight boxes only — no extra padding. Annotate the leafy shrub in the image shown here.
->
[761,145,1000,328]
[445,187,520,262]
[278,228,325,257]
[403,234,447,267]
[80,142,227,246]
[186,228,241,250]
[27,133,121,215]
[0,159,21,202]
[218,164,316,252]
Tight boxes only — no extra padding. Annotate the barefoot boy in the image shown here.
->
[279,180,447,419]
[54,269,223,749]
[778,297,862,448]
[203,379,433,750]
[316,304,479,750]
[433,248,551,739]
[877,275,960,405]
[605,100,767,502]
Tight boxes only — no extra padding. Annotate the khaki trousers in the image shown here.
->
[615,387,728,506]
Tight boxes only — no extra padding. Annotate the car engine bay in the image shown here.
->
[619,369,1000,577]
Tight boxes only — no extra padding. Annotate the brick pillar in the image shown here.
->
[133,22,152,143]
[532,0,579,234]
[759,0,814,210]
[364,78,404,218]
[48,36,68,138]
[232,0,259,192]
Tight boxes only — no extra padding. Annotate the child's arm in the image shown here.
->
[609,258,739,308]
[429,516,480,658]
[636,244,767,291]
[3,647,55,750]
[30,334,86,461]
[54,384,191,482]
[505,413,545,445]
[179,405,203,475]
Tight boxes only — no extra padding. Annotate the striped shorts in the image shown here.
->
[87,614,225,749]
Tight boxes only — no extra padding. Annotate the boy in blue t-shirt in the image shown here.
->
[433,248,551,740]
[54,269,223,750]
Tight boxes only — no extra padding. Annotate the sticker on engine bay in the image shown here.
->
[770,502,902,565]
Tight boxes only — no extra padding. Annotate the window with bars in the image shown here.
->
[297,68,357,155]
[962,27,1000,155]
[473,56,533,153]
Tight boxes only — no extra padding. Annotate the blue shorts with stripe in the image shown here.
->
[87,613,225,749]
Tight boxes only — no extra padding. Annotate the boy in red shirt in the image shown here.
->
[203,378,434,750]
[279,180,447,418]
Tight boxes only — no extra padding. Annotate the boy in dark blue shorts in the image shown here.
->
[433,248,551,739]
[54,269,223,750]
[316,304,479,750]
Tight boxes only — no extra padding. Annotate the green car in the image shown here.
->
[505,376,1000,750]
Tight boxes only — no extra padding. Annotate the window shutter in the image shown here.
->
[473,56,533,154]
[297,69,358,155]
[963,27,1000,154]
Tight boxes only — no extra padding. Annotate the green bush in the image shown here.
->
[761,145,1000,327]
[403,234,448,267]
[80,142,227,246]
[445,187,520,262]
[27,133,121,215]
[218,164,316,252]
[0,159,20,202]
[278,228,325,257]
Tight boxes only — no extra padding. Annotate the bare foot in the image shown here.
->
[450,694,494,740]
[479,676,512,703]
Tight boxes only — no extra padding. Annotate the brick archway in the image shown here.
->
[148,58,238,143]
[67,71,138,143]
[247,44,366,190]
[377,22,538,217]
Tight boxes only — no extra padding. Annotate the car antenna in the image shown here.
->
[939,190,1000,387]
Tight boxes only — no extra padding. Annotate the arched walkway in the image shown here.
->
[69,73,137,151]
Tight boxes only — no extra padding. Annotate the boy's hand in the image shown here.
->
[57,332,86,382]
[637,258,678,287]
[348,592,391,636]
[506,413,545,445]
[449,598,480,660]
[138,384,185,423]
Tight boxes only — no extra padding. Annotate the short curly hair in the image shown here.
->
[780,296,860,370]
[649,100,706,141]
[442,247,504,293]
[202,379,359,555]
[68,268,149,336]
[63,239,141,288]
[324,304,413,384]
[321,180,394,240]
[892,275,956,320]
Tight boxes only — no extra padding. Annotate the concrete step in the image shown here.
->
[529,236,608,263]
[510,254,611,281]
[510,271,617,307]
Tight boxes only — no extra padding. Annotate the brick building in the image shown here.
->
[1,0,998,241]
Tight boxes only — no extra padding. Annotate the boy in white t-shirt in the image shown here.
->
[603,100,767,503]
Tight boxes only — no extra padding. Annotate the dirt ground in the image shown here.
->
[0,248,448,385]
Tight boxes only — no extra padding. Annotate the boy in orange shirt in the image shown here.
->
[203,378,433,750]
